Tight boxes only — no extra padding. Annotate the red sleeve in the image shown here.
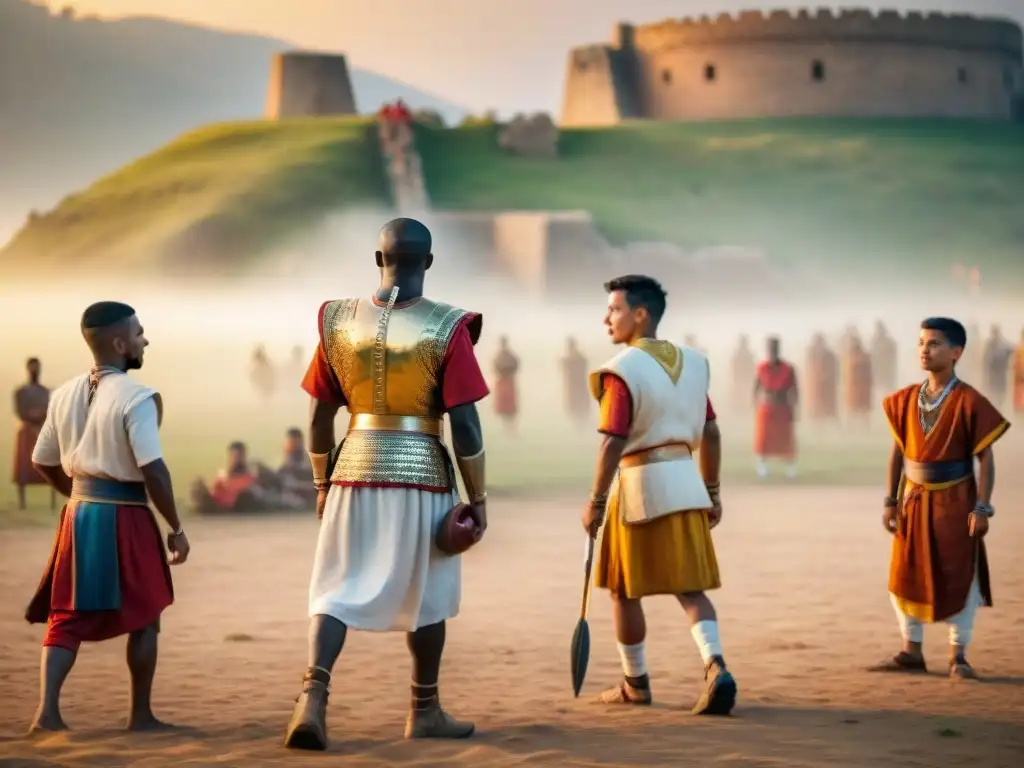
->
[441,314,490,410]
[598,373,632,438]
[706,396,716,421]
[300,302,346,405]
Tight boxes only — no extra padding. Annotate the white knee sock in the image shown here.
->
[755,458,768,478]
[947,573,984,647]
[785,462,797,479]
[617,641,647,678]
[889,593,924,643]
[690,620,724,664]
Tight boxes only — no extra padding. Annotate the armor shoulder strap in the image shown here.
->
[320,298,360,362]
[418,300,472,371]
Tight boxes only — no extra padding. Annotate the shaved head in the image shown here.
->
[375,218,433,270]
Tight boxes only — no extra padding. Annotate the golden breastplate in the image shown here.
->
[321,296,469,489]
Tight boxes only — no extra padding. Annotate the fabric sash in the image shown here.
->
[902,458,973,488]
[71,476,148,505]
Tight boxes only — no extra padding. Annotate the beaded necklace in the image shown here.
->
[917,375,958,433]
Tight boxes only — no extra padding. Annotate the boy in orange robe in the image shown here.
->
[871,317,1009,679]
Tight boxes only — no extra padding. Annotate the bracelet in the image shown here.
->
[883,496,899,508]
[589,493,609,508]
[313,480,331,491]
[171,527,184,537]
[973,502,994,518]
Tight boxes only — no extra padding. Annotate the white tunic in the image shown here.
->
[591,341,712,524]
[309,485,461,632]
[31,372,164,479]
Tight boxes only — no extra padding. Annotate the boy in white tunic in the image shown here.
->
[284,218,490,750]
[581,275,737,715]
[25,301,190,732]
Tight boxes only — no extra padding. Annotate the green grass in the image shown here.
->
[1,117,392,269]
[415,118,1024,281]
[3,117,1023,282]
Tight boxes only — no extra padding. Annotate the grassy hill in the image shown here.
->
[0,0,466,231]
[4,117,1024,282]
[2,117,392,271]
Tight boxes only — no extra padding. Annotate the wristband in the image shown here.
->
[456,448,486,504]
[309,451,331,485]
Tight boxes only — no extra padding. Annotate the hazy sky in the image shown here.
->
[54,1,1024,114]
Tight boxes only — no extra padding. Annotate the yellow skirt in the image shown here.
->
[595,491,721,599]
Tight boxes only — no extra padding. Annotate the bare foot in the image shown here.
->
[126,712,177,731]
[28,711,68,734]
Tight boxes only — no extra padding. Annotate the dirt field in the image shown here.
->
[0,485,1022,767]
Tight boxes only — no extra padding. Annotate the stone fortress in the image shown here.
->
[259,10,1024,298]
[560,9,1024,125]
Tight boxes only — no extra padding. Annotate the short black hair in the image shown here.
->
[81,301,135,331]
[921,317,967,349]
[286,427,303,439]
[604,274,667,325]
[26,357,40,366]
[228,441,247,452]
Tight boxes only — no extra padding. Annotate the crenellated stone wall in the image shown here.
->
[561,9,1024,125]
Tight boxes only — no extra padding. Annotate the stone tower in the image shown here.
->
[265,52,358,119]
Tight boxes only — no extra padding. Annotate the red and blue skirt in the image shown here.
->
[25,477,174,651]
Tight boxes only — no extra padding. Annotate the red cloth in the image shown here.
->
[27,503,174,652]
[12,422,47,485]
[754,361,796,457]
[493,376,517,417]
[301,301,347,404]
[393,103,412,122]
[210,472,258,509]
[597,373,716,438]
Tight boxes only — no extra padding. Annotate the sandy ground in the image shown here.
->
[0,485,1022,767]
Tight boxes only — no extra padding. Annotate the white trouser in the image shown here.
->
[890,570,984,646]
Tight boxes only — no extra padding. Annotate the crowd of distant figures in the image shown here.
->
[244,321,1024,432]
[9,320,1022,511]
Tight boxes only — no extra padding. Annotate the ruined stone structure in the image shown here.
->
[266,52,357,118]
[560,9,1024,125]
[498,113,560,157]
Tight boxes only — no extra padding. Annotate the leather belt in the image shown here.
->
[620,442,693,469]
